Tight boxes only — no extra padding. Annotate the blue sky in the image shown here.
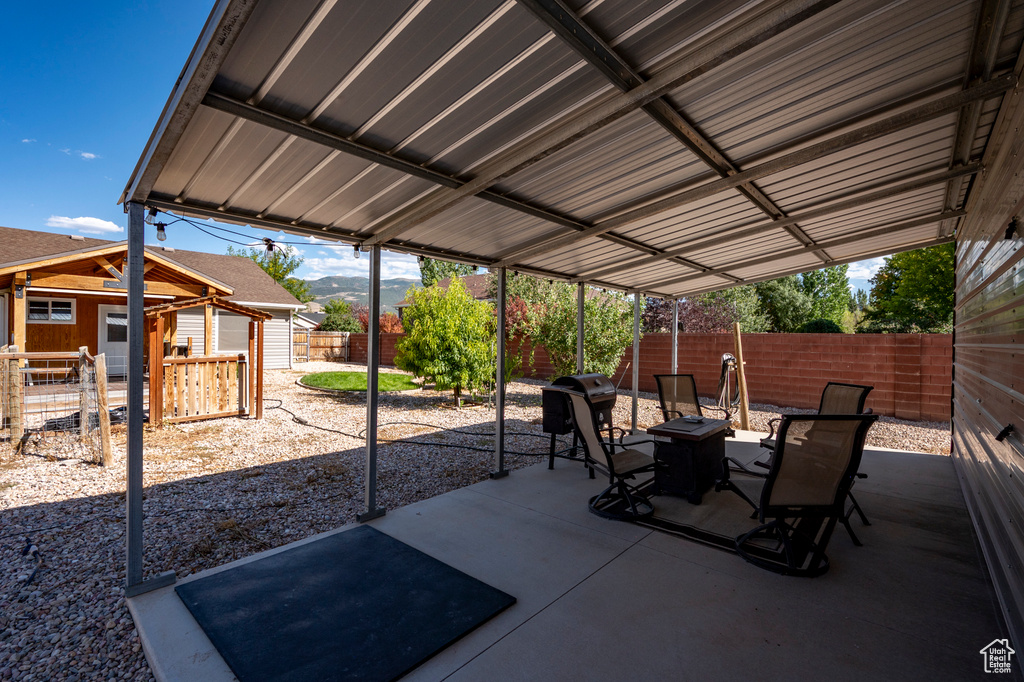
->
[0,1,880,292]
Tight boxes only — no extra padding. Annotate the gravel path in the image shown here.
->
[0,362,951,680]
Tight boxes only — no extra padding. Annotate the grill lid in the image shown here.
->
[550,373,616,402]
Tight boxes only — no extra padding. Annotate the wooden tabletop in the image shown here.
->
[646,416,731,441]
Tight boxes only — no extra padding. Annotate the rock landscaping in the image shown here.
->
[0,362,950,680]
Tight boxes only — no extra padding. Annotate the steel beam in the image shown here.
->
[636,210,966,291]
[498,76,1013,267]
[576,282,585,374]
[124,203,175,597]
[516,0,825,259]
[200,91,694,268]
[657,235,954,300]
[671,299,678,374]
[941,0,1012,236]
[362,0,846,247]
[358,245,386,521]
[573,164,980,283]
[632,293,640,435]
[122,2,257,205]
[491,267,508,479]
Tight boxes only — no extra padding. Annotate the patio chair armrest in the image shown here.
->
[764,416,783,440]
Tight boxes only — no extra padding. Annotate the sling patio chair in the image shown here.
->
[560,388,657,520]
[729,413,879,576]
[727,381,875,544]
[654,374,734,436]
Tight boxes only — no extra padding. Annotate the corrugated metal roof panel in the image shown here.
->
[127,0,1024,299]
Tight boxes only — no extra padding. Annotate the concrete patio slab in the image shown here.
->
[127,435,1005,682]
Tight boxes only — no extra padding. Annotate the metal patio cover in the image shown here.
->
[122,0,1024,299]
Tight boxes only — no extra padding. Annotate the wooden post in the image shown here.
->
[168,311,178,347]
[78,346,89,443]
[204,304,213,356]
[255,319,264,419]
[11,274,26,363]
[7,346,21,442]
[248,320,255,416]
[733,322,750,431]
[95,353,113,466]
[149,316,164,426]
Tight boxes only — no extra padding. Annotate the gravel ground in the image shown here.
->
[0,362,951,680]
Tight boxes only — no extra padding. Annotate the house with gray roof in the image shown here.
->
[0,226,304,370]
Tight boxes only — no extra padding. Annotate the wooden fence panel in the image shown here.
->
[161,355,247,424]
[293,331,309,362]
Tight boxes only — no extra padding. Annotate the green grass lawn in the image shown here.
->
[301,371,419,392]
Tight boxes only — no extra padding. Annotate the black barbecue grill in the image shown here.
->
[542,374,618,468]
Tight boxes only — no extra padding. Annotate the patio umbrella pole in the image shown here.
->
[124,202,175,597]
[491,267,508,479]
[632,292,640,434]
[358,244,386,522]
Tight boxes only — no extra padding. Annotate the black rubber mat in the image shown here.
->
[175,525,515,682]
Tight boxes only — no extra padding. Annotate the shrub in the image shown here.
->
[394,279,493,406]
[799,318,844,333]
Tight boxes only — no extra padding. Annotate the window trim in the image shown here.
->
[26,297,77,325]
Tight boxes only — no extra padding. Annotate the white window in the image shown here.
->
[27,298,76,324]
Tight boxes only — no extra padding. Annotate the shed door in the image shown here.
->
[98,304,128,376]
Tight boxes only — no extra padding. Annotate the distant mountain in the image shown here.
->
[305,275,420,313]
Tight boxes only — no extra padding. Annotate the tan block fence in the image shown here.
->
[308,332,952,422]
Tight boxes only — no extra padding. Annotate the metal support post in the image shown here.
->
[671,298,679,373]
[491,267,508,478]
[576,282,585,374]
[125,202,175,597]
[632,292,640,434]
[358,245,386,522]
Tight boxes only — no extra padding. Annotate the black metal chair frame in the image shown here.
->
[728,414,879,577]
[728,381,874,544]
[559,388,657,520]
[654,374,734,436]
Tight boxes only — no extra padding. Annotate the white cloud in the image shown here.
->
[46,215,122,235]
[58,148,71,155]
[303,249,421,280]
[80,152,98,160]
[21,138,35,143]
[847,257,886,281]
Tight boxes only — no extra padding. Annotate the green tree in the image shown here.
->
[395,278,494,405]
[418,257,477,288]
[227,245,314,303]
[754,276,812,332]
[800,265,851,326]
[501,274,635,378]
[318,299,362,332]
[860,244,954,333]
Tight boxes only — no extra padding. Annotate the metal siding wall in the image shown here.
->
[263,313,291,370]
[952,68,1024,649]
[177,308,207,355]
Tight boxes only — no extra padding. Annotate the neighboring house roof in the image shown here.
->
[296,312,327,326]
[0,225,302,308]
[156,247,301,307]
[395,273,491,308]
